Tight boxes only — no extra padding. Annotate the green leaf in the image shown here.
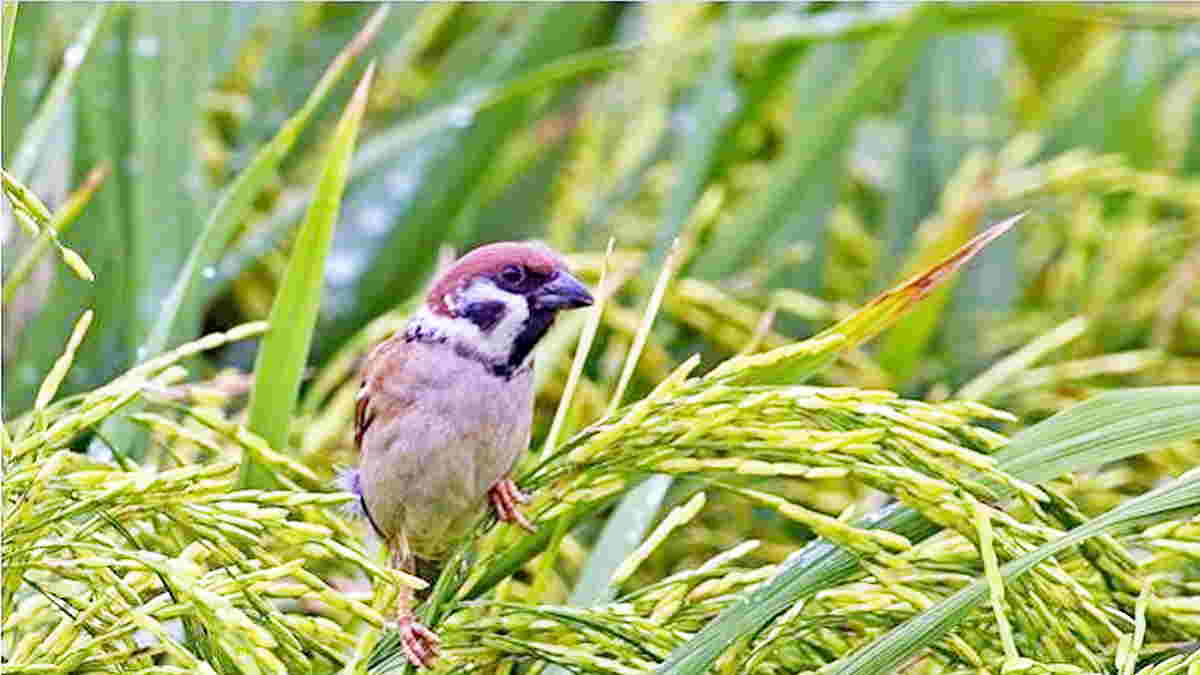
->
[693,4,942,279]
[6,4,222,418]
[8,5,110,182]
[994,387,1200,484]
[873,33,1012,384]
[240,62,375,489]
[1,0,19,113]
[875,208,990,385]
[830,467,1200,675]
[235,4,415,164]
[207,40,635,300]
[656,386,1200,674]
[647,7,739,271]
[1038,32,1195,166]
[74,7,386,458]
[877,34,1009,283]
[125,4,222,347]
[4,8,134,416]
[2,0,45,163]
[311,4,615,361]
[142,5,388,360]
[956,316,1089,402]
[708,213,1021,387]
[1185,93,1200,176]
[566,476,675,610]
[759,40,860,300]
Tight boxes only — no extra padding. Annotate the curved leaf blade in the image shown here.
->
[240,63,376,489]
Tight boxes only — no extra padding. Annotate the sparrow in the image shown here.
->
[341,241,593,668]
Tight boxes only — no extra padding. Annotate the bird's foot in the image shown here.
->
[390,613,440,669]
[488,478,535,533]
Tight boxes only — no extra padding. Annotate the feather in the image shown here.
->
[336,467,366,518]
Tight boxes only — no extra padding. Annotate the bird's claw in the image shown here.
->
[489,478,535,533]
[391,614,440,669]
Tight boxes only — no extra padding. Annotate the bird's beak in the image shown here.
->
[535,271,594,310]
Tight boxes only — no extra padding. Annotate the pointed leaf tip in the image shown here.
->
[354,5,390,53]
[706,212,1025,387]
[241,57,375,490]
[905,212,1025,302]
[350,61,377,110]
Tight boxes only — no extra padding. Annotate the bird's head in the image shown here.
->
[406,242,593,376]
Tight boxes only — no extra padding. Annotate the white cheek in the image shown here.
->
[413,281,529,362]
[464,281,529,358]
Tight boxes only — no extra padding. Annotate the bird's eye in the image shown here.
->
[499,265,526,286]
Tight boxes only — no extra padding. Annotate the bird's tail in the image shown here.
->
[335,467,366,519]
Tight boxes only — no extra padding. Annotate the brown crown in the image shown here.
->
[425,242,566,316]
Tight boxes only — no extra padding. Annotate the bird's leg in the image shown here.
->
[389,541,440,668]
[488,477,535,533]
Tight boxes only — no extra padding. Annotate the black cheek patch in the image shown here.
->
[462,300,507,332]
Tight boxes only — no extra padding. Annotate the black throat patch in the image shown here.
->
[497,305,556,379]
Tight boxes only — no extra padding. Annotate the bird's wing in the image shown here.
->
[355,334,416,449]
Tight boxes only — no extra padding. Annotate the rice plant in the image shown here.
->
[4,3,1200,674]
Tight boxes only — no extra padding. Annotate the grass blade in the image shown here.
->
[956,316,1089,401]
[708,213,1022,386]
[558,6,731,598]
[1039,32,1195,168]
[656,385,1200,674]
[7,4,227,419]
[759,41,860,299]
[7,4,110,182]
[877,34,1009,284]
[550,238,685,627]
[541,239,616,460]
[875,198,994,385]
[82,6,384,459]
[240,63,375,489]
[1184,81,1200,175]
[125,3,225,347]
[647,7,738,270]
[313,5,614,361]
[14,8,133,411]
[207,41,636,303]
[142,5,388,359]
[994,387,1200,484]
[2,1,47,163]
[694,4,941,279]
[874,33,1011,383]
[830,467,1200,675]
[566,476,674,608]
[1,0,17,107]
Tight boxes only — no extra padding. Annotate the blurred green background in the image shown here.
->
[4,4,1200,672]
[5,2,1200,446]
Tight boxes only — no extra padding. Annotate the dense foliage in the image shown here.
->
[4,4,1200,674]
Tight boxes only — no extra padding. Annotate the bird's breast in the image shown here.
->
[358,343,534,558]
